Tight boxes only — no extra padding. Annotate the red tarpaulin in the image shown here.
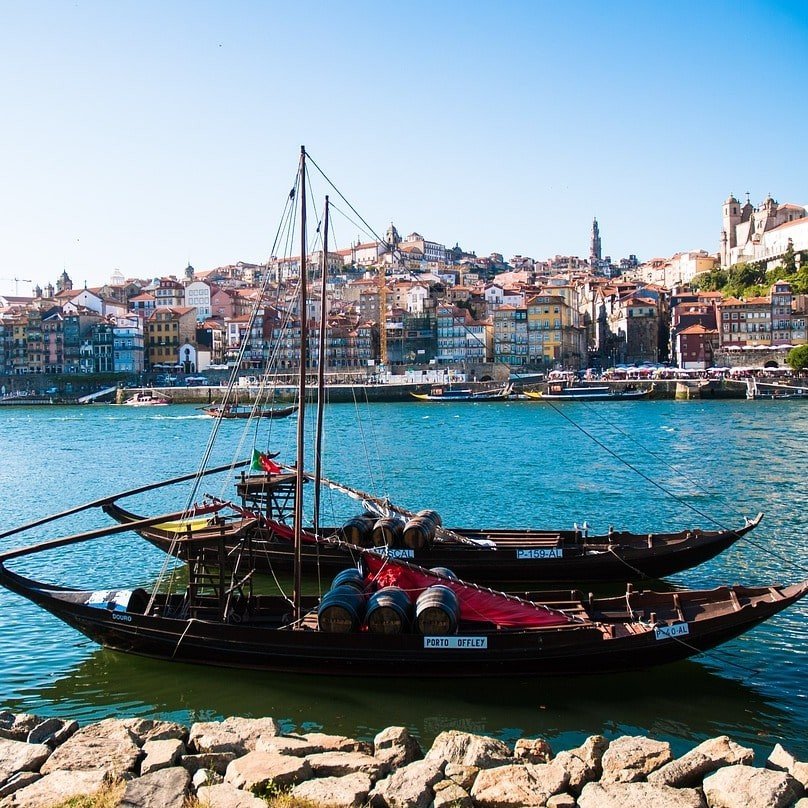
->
[363,553,572,628]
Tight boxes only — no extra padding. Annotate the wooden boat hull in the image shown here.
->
[102,502,761,586]
[202,405,297,419]
[1,560,803,677]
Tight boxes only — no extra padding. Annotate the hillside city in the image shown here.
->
[1,193,807,381]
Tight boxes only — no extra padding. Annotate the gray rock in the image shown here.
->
[0,740,51,788]
[25,718,78,748]
[118,766,190,808]
[192,768,214,790]
[0,773,40,800]
[514,736,553,764]
[180,752,236,776]
[223,749,313,791]
[432,778,473,808]
[601,735,672,783]
[578,781,706,807]
[368,758,445,808]
[443,762,478,791]
[425,730,512,769]
[553,735,609,794]
[291,772,373,808]
[703,764,801,808]
[648,736,754,788]
[39,718,141,778]
[374,726,422,769]
[301,731,372,754]
[189,716,281,755]
[470,762,569,807]
[767,742,808,791]
[195,782,268,808]
[306,750,390,781]
[120,718,188,745]
[140,738,186,775]
[0,769,106,808]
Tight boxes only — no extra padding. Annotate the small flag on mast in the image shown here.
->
[251,450,282,474]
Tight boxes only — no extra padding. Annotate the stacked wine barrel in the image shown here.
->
[340,509,443,550]
[318,565,461,636]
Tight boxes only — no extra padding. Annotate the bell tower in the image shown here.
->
[590,218,602,264]
[721,194,741,266]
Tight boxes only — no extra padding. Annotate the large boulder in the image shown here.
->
[767,743,808,792]
[120,718,188,745]
[552,735,609,793]
[0,769,107,808]
[425,731,512,769]
[179,751,236,776]
[24,718,78,748]
[39,719,141,779]
[578,781,706,807]
[305,750,389,781]
[118,766,190,808]
[188,717,281,755]
[514,737,553,764]
[223,749,312,791]
[140,738,186,775]
[255,735,322,757]
[702,764,801,808]
[300,732,372,754]
[374,726,422,769]
[0,715,40,742]
[470,762,568,807]
[368,758,445,808]
[600,735,672,783]
[648,736,754,788]
[290,772,373,808]
[432,778,473,808]
[0,740,51,788]
[443,763,479,791]
[195,782,268,808]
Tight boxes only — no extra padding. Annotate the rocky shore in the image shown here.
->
[1,711,807,807]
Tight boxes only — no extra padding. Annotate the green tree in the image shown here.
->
[692,268,727,292]
[786,344,808,372]
[782,240,797,274]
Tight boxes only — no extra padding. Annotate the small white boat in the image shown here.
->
[122,391,171,406]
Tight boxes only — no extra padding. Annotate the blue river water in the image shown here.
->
[0,398,805,759]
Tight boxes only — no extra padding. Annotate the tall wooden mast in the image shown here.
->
[293,145,307,621]
[313,196,329,536]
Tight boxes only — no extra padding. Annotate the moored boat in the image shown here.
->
[525,383,652,401]
[202,403,298,419]
[411,383,513,402]
[122,391,171,406]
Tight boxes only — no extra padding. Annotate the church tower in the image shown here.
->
[721,194,741,266]
[385,222,401,250]
[56,270,73,293]
[590,218,602,264]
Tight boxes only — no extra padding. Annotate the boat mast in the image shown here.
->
[293,145,308,622]
[313,196,329,536]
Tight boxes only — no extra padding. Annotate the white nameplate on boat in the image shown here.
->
[516,548,562,559]
[385,548,414,559]
[654,623,689,640]
[424,636,488,649]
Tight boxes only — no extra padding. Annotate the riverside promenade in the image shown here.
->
[0,711,806,807]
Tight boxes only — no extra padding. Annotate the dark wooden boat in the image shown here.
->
[1,148,804,679]
[101,494,763,586]
[1,524,804,677]
[202,403,297,419]
[411,383,512,402]
[525,384,652,401]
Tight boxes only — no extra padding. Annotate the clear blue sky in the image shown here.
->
[1,0,806,295]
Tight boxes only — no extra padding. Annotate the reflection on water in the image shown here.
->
[0,401,807,760]
[7,645,800,759]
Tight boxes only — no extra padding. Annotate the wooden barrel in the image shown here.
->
[330,567,366,592]
[341,515,375,547]
[429,567,458,580]
[366,586,413,634]
[415,585,460,636]
[317,585,366,633]
[403,510,442,549]
[372,518,404,548]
